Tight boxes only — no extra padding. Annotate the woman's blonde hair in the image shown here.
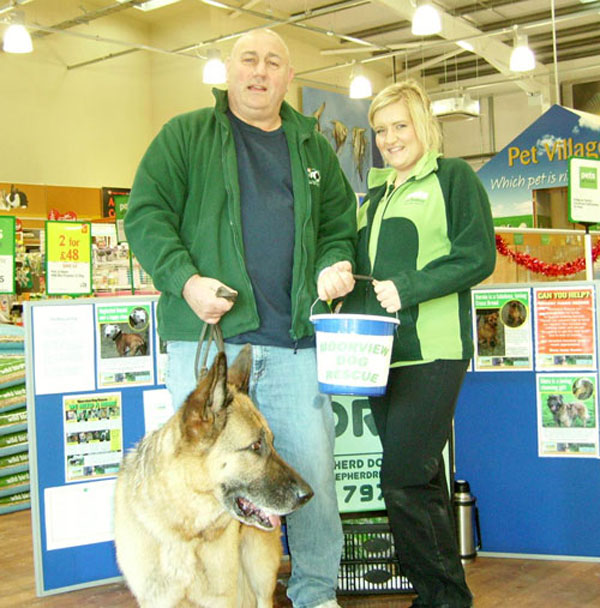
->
[368,80,442,153]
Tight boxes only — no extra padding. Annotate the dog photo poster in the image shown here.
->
[63,391,123,482]
[472,289,533,371]
[95,303,154,388]
[536,373,599,458]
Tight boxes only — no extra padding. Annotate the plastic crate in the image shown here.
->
[337,522,413,595]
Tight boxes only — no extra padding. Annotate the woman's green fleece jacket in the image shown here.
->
[342,152,496,364]
[124,89,357,342]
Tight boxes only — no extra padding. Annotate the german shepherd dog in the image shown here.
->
[114,346,313,607]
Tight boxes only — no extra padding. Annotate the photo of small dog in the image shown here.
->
[128,307,148,330]
[573,377,594,401]
[477,311,499,347]
[476,309,505,356]
[546,394,590,428]
[103,323,147,357]
[502,300,527,328]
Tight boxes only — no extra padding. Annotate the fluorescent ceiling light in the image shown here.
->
[203,50,226,85]
[117,0,181,11]
[411,4,442,36]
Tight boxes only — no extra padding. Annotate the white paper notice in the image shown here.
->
[44,480,116,551]
[33,304,96,395]
[143,388,174,433]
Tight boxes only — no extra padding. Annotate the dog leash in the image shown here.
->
[194,286,237,381]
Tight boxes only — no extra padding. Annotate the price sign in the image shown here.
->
[0,216,15,295]
[45,221,92,295]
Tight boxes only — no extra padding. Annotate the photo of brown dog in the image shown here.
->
[546,394,590,428]
[476,308,506,357]
[102,323,147,357]
[502,300,527,328]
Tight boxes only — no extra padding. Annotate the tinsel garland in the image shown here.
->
[495,234,600,277]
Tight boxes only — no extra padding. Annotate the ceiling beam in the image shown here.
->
[374,0,551,101]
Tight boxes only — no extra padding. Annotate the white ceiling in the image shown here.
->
[6,0,600,104]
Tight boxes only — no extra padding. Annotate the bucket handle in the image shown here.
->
[310,295,400,326]
[310,274,399,323]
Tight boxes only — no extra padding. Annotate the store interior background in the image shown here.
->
[2,3,600,602]
[2,0,600,195]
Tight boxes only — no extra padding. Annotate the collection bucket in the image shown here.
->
[310,313,399,396]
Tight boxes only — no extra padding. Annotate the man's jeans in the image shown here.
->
[166,340,343,608]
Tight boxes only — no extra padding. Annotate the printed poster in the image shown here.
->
[63,392,123,482]
[45,220,92,295]
[96,302,154,388]
[472,288,532,371]
[333,394,384,512]
[0,216,15,294]
[536,373,599,458]
[534,286,596,370]
[154,303,168,385]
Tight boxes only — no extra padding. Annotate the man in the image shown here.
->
[124,29,357,608]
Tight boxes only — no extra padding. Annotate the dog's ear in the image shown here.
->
[181,352,231,440]
[227,344,252,394]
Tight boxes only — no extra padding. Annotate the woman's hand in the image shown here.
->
[373,279,401,313]
[317,261,355,301]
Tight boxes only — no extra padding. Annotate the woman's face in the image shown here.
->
[373,100,424,180]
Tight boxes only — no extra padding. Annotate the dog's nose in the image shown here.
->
[296,484,314,506]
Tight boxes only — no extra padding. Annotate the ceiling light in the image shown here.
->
[411,4,442,36]
[116,0,181,11]
[3,10,33,54]
[349,64,372,99]
[509,28,535,72]
[203,49,226,85]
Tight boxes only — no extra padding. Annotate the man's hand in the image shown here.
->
[317,261,355,301]
[182,275,238,324]
[373,279,401,313]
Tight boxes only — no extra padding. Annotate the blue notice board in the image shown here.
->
[455,282,600,559]
[25,296,162,596]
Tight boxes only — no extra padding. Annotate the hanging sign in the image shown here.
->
[0,216,15,294]
[568,157,600,225]
[45,221,92,296]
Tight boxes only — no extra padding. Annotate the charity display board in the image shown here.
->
[25,295,402,595]
[456,280,600,559]
[25,296,172,596]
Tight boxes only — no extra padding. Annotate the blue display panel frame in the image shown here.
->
[455,281,600,559]
[25,297,158,596]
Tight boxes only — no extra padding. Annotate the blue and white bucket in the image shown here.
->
[309,313,399,396]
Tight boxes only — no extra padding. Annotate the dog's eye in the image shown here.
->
[250,439,262,452]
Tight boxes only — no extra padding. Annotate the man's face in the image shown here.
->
[226,31,294,129]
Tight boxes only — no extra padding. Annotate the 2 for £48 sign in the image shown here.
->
[46,221,92,295]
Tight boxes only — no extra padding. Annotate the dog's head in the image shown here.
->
[180,346,313,531]
[486,312,499,327]
[129,308,147,328]
[103,324,120,340]
[547,394,564,414]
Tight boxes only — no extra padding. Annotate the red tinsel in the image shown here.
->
[495,234,600,277]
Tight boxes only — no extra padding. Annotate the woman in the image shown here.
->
[342,80,496,607]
